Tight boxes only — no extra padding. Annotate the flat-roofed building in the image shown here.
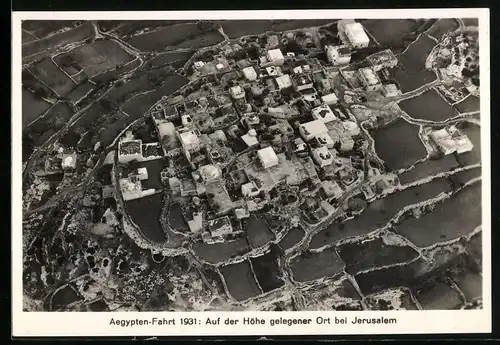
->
[429,126,474,155]
[326,45,352,65]
[242,66,258,81]
[241,181,260,197]
[229,85,245,99]
[321,92,338,105]
[366,49,398,71]
[381,83,401,97]
[312,104,337,123]
[118,139,143,163]
[178,129,201,153]
[343,22,370,49]
[241,129,259,147]
[299,119,329,141]
[275,74,293,90]
[358,67,382,91]
[312,146,334,167]
[266,48,285,66]
[257,146,279,169]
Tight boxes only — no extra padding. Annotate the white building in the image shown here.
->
[344,22,370,49]
[358,67,382,91]
[381,83,401,97]
[119,176,155,201]
[312,104,337,124]
[195,164,222,183]
[312,146,334,167]
[366,49,398,71]
[229,85,245,99]
[193,61,205,70]
[299,119,329,141]
[118,139,143,163]
[242,66,258,81]
[321,93,338,105]
[188,212,204,233]
[208,216,233,239]
[326,45,352,66]
[342,120,361,137]
[275,74,292,90]
[266,48,285,66]
[292,137,308,155]
[241,129,259,147]
[315,133,335,148]
[321,180,343,199]
[241,181,260,197]
[137,167,148,180]
[257,146,279,169]
[178,129,201,153]
[61,153,77,170]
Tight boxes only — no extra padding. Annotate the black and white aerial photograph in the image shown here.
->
[20,16,483,313]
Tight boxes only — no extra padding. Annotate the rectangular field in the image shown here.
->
[416,280,464,310]
[171,32,224,50]
[338,235,420,275]
[390,67,437,93]
[362,19,422,49]
[92,58,142,84]
[354,251,469,295]
[426,19,459,40]
[398,89,458,121]
[22,88,52,128]
[372,118,427,171]
[24,102,73,144]
[22,22,93,63]
[393,181,481,247]
[450,268,482,301]
[22,20,84,40]
[55,40,134,79]
[399,34,437,72]
[398,155,460,185]
[454,95,480,114]
[29,59,76,96]
[454,122,481,166]
[271,19,335,32]
[309,177,452,248]
[110,20,195,37]
[145,51,195,68]
[250,252,284,293]
[215,20,275,38]
[246,216,275,249]
[120,74,188,118]
[219,260,262,301]
[126,23,209,51]
[290,249,344,282]
[67,81,95,104]
[278,227,305,251]
[192,239,250,264]
[125,193,167,244]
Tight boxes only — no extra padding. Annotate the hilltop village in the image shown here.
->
[22,18,481,312]
[112,20,473,245]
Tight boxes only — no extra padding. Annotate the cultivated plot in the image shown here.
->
[372,118,427,171]
[399,89,458,121]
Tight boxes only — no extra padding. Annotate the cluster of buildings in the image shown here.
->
[429,125,474,155]
[117,20,410,242]
[116,132,164,201]
[37,143,79,178]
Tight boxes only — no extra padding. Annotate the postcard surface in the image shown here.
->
[12,8,490,337]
